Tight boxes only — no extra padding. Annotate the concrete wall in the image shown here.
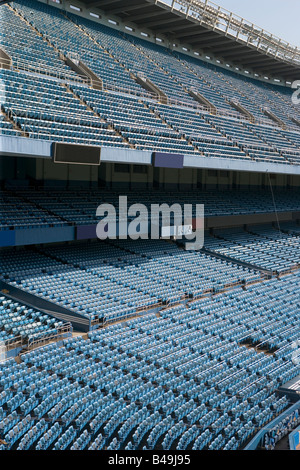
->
[101,162,153,190]
[1,156,300,190]
[34,158,98,186]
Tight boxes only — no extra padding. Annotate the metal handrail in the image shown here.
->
[0,44,267,123]
[1,59,296,136]
[2,334,23,351]
[0,322,72,360]
[158,0,300,66]
[26,323,72,350]
[0,54,89,85]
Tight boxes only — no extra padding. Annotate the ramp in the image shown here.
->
[189,88,217,114]
[134,72,168,103]
[65,55,103,90]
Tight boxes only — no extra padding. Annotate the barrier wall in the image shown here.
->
[2,135,300,175]
[244,400,300,450]
[14,226,75,246]
[289,426,300,450]
[0,210,298,247]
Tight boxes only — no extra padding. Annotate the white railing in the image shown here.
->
[8,107,54,141]
[2,335,23,354]
[157,0,300,66]
[1,61,297,137]
[102,80,158,101]
[0,340,6,362]
[1,324,72,358]
[27,323,72,350]
[0,56,89,85]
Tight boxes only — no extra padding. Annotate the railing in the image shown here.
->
[1,324,72,359]
[1,61,298,139]
[26,323,72,351]
[101,80,158,102]
[8,107,54,141]
[2,334,23,355]
[156,0,300,66]
[135,299,163,312]
[1,107,25,136]
[0,55,89,86]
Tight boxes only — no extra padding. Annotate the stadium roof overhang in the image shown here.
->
[82,0,300,82]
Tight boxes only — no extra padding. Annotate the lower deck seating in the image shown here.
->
[0,278,299,450]
[0,189,66,231]
[0,239,260,323]
[205,226,300,273]
[0,187,299,232]
[0,294,68,347]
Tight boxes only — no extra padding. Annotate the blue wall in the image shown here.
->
[244,400,300,450]
[0,230,15,247]
[14,226,75,246]
[289,426,300,450]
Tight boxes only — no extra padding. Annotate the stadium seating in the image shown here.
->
[1,0,300,454]
[0,237,262,323]
[0,0,297,162]
[70,84,198,154]
[205,226,300,273]
[0,187,300,232]
[0,288,299,450]
[0,189,67,231]
[8,0,300,135]
[0,69,128,147]
[0,3,77,80]
[9,0,145,95]
[0,294,67,346]
[264,408,300,450]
